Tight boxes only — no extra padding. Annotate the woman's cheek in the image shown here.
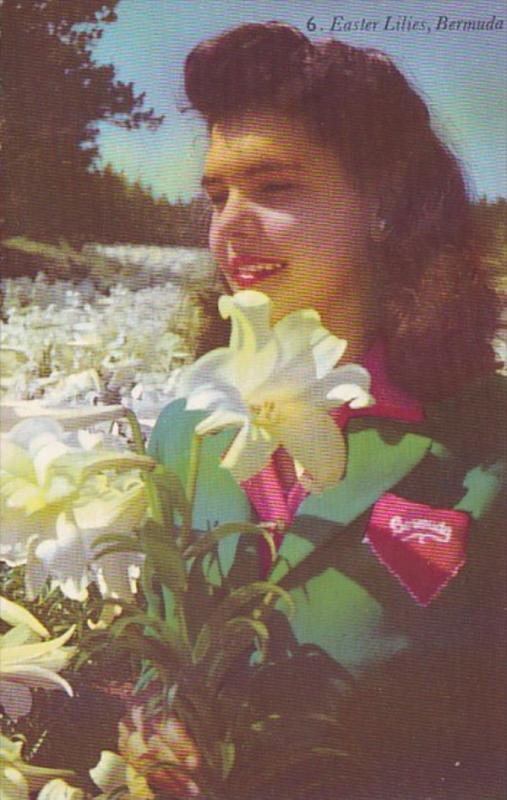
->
[261,210,300,251]
[208,217,223,261]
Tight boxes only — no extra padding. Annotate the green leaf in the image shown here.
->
[108,613,184,658]
[190,582,294,689]
[220,739,235,779]
[91,532,141,549]
[141,519,187,593]
[205,581,294,632]
[81,450,157,477]
[140,556,163,618]
[149,469,175,530]
[173,691,224,774]
[112,627,179,669]
[247,710,347,743]
[183,521,276,562]
[226,616,269,661]
[72,647,95,671]
[191,623,212,664]
[92,542,143,560]
[54,450,155,483]
[152,464,191,527]
[134,665,159,694]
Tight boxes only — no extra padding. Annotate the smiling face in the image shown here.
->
[203,110,378,357]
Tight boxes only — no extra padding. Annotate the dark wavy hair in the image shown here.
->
[184,21,499,401]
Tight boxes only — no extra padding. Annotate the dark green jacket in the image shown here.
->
[148,374,506,799]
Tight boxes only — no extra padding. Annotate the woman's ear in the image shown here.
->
[367,162,406,242]
[370,213,389,243]
[368,192,394,243]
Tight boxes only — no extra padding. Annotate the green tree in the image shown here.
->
[1,0,163,242]
[472,197,507,281]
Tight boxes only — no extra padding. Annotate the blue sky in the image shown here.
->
[93,0,507,201]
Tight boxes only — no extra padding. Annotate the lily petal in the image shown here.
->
[0,733,24,761]
[185,381,247,422]
[275,405,347,492]
[73,483,146,534]
[1,665,73,695]
[89,750,128,793]
[177,290,374,495]
[325,364,373,408]
[185,384,237,412]
[1,625,75,667]
[2,766,29,800]
[274,308,345,374]
[309,364,372,409]
[93,549,142,601]
[35,515,89,602]
[219,290,273,352]
[1,401,125,432]
[179,348,236,395]
[264,318,344,393]
[0,597,48,638]
[53,450,154,482]
[5,418,64,451]
[221,422,277,483]
[33,439,70,486]
[1,626,41,649]
[326,383,373,409]
[25,535,50,601]
[5,482,46,515]
[181,331,276,400]
[311,331,348,380]
[1,440,37,485]
[195,407,248,437]
[37,779,86,800]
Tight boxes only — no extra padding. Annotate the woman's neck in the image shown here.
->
[323,270,380,365]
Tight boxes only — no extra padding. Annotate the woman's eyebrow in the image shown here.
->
[201,160,303,188]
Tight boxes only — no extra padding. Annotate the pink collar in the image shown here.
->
[330,340,424,427]
[240,341,424,572]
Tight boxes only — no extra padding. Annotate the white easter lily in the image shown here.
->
[37,779,87,799]
[179,291,372,492]
[90,750,154,800]
[1,418,152,601]
[0,398,125,434]
[0,734,74,800]
[0,597,76,721]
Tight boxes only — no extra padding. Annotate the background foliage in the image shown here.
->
[1,0,209,254]
[2,0,505,275]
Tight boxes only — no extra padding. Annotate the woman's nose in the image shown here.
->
[217,191,260,240]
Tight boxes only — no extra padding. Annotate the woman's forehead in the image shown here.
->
[203,111,339,183]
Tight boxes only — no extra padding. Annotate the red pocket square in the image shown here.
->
[364,493,470,606]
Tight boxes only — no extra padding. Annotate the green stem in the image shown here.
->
[186,433,202,508]
[144,473,164,525]
[122,409,163,614]
[175,594,192,653]
[124,408,146,455]
[172,433,204,650]
[181,433,202,551]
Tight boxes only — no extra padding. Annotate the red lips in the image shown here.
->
[225,255,287,288]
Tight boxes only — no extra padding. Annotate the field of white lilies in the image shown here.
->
[0,246,506,799]
[1,247,216,434]
[0,248,228,799]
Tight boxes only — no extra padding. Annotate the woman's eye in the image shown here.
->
[259,181,296,195]
[208,191,228,209]
[207,181,296,210]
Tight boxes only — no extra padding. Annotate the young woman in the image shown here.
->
[149,22,506,799]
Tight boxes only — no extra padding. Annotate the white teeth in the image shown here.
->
[240,263,284,273]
